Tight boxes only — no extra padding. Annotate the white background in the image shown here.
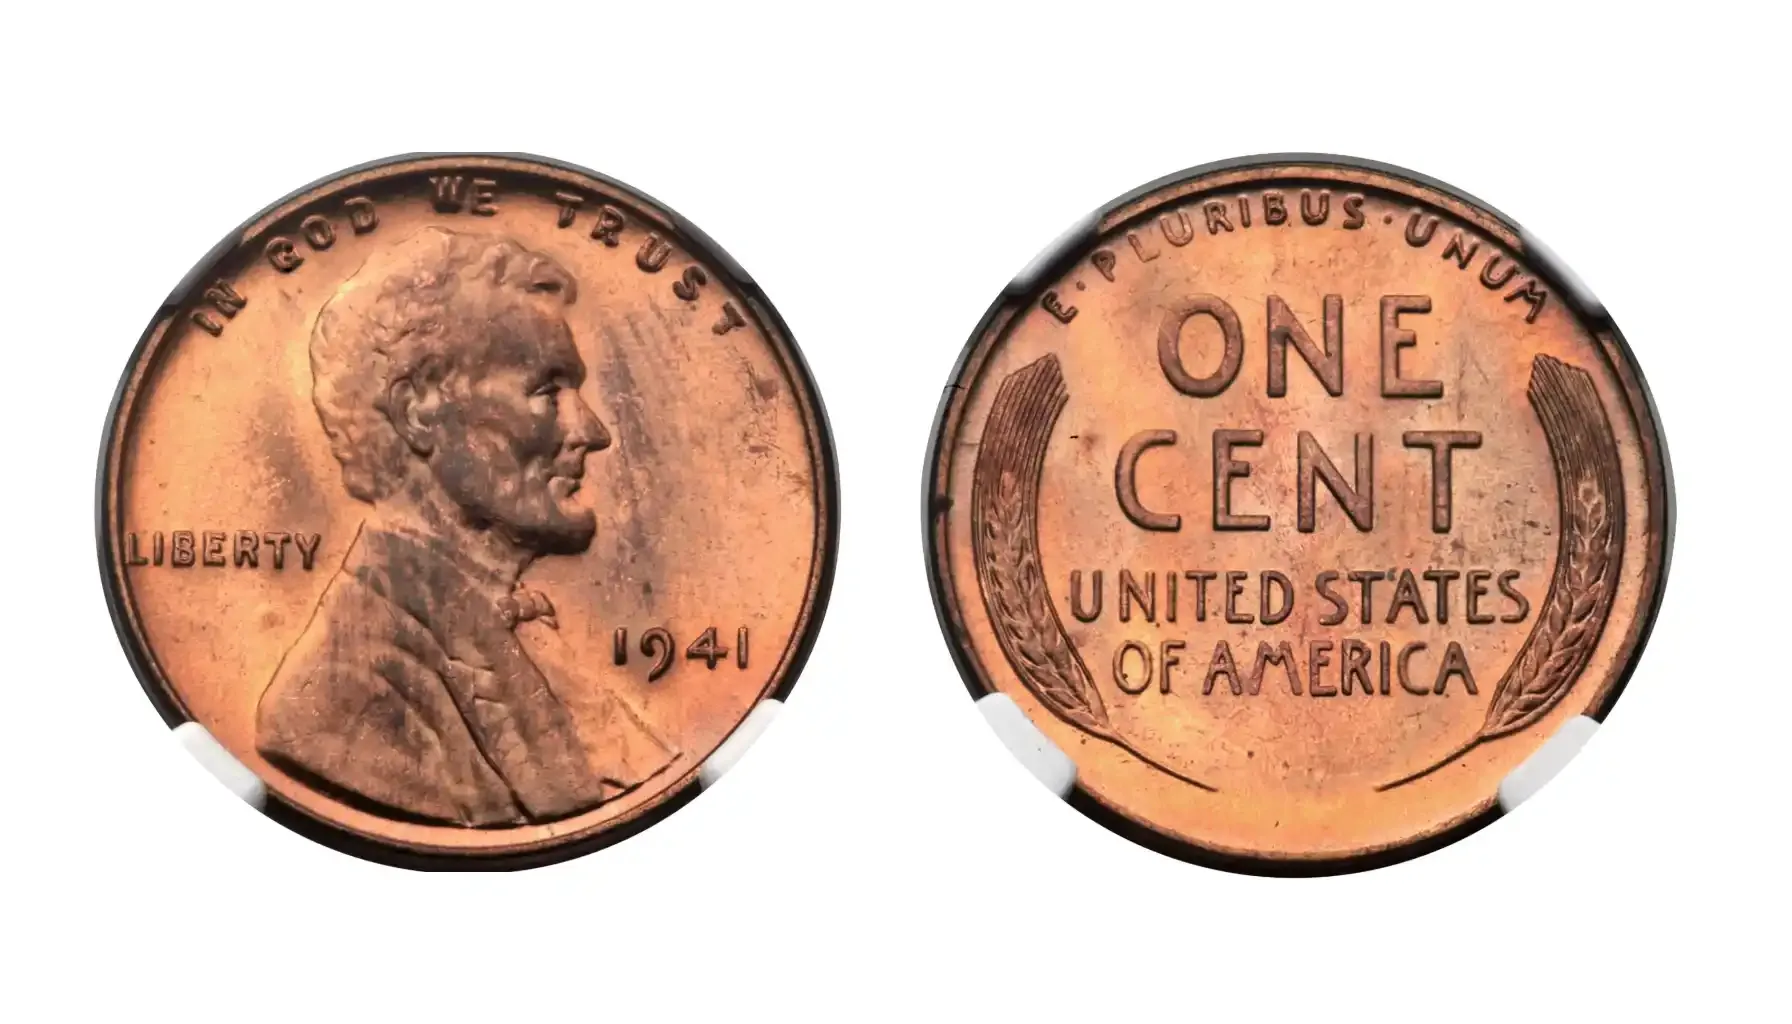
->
[2,3,1784,1020]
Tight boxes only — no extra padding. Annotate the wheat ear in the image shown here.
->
[971,354,1215,792]
[1377,354,1624,791]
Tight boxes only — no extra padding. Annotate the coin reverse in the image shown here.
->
[925,155,1671,873]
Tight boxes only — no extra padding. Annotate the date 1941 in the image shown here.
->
[612,626,749,682]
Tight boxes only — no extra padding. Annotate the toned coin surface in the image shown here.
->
[925,155,1671,872]
[100,153,837,868]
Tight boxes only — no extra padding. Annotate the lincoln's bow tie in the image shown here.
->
[500,586,558,630]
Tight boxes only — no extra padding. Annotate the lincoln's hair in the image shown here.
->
[310,227,578,502]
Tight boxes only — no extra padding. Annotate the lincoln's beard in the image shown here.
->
[382,460,600,577]
[500,503,597,556]
[439,465,598,560]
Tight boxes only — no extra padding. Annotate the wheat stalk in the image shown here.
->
[1378,354,1624,791]
[972,354,1215,791]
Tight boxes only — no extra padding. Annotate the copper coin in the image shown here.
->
[925,155,1671,873]
[100,153,838,868]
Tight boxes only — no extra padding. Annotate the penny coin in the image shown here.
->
[100,154,837,868]
[924,155,1671,873]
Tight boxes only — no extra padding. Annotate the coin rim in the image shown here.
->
[921,152,1675,875]
[96,151,841,870]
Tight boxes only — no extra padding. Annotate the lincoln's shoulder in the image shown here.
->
[258,565,445,731]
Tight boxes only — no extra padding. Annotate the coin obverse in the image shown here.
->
[925,155,1671,873]
[100,154,838,868]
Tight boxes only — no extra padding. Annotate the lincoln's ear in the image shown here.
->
[387,377,435,456]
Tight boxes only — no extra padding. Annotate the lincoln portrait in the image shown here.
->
[257,226,674,826]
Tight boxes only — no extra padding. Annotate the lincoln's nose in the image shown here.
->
[564,391,612,453]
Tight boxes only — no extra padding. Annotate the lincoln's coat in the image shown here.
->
[258,526,673,825]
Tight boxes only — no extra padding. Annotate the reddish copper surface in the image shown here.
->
[102,155,835,864]
[928,160,1669,870]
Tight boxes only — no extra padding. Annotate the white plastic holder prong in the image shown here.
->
[173,721,267,810]
[1518,225,1607,322]
[1008,207,1100,296]
[977,692,1076,799]
[698,698,782,790]
[1497,714,1600,813]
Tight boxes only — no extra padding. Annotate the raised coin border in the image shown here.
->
[97,152,841,871]
[922,152,1674,875]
